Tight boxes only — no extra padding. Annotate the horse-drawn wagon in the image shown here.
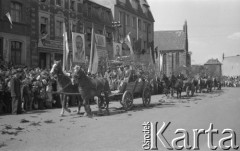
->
[108,70,151,110]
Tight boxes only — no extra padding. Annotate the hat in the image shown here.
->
[12,69,17,75]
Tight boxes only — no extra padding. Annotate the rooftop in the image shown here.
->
[154,30,186,51]
[204,58,222,65]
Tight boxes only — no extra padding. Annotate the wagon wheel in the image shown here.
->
[142,86,151,107]
[122,91,133,111]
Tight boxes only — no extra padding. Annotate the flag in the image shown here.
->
[222,53,224,61]
[5,12,12,29]
[124,32,134,55]
[159,53,163,72]
[63,23,69,71]
[149,46,155,64]
[155,46,158,59]
[88,23,99,74]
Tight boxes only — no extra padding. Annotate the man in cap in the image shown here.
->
[10,70,22,114]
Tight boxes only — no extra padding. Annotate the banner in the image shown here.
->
[88,23,99,74]
[72,32,85,63]
[95,34,106,47]
[113,42,122,59]
[63,23,69,71]
[124,32,134,55]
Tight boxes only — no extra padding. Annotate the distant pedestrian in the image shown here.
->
[10,70,22,114]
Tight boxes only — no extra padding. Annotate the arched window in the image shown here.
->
[11,2,22,22]
[11,41,22,64]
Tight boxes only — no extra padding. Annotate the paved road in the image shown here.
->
[0,87,239,151]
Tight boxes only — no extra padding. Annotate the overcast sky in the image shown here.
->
[148,0,240,64]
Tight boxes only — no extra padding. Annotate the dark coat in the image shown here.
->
[10,77,21,98]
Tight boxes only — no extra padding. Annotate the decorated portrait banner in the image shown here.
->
[113,42,122,59]
[95,34,106,47]
[72,32,85,63]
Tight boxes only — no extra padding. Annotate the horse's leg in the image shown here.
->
[96,95,103,114]
[83,98,92,117]
[104,92,110,115]
[60,94,64,116]
[77,95,83,114]
[64,95,71,113]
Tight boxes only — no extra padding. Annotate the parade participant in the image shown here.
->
[21,78,31,111]
[104,67,111,82]
[10,70,22,114]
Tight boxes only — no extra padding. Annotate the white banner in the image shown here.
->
[113,42,122,59]
[72,32,85,63]
[95,34,106,47]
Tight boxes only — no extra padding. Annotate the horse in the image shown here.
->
[205,78,213,92]
[169,75,183,99]
[183,77,197,97]
[50,61,83,116]
[161,75,171,97]
[71,68,111,116]
[196,78,206,93]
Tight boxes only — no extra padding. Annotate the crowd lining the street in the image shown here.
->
[0,60,239,115]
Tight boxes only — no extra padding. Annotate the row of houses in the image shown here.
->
[0,0,154,69]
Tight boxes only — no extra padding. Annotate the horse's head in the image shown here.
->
[50,60,62,76]
[71,66,85,85]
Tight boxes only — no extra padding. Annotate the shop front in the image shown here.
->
[37,38,69,69]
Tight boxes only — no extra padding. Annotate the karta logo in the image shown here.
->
[142,122,239,150]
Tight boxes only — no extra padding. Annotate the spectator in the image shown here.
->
[10,70,22,114]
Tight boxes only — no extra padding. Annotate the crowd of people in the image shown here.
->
[1,59,237,115]
[0,61,152,115]
[0,61,63,115]
[222,76,240,87]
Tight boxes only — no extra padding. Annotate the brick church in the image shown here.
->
[154,21,191,77]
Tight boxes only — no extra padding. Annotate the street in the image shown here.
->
[0,87,240,151]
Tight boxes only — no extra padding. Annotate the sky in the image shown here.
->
[148,0,240,64]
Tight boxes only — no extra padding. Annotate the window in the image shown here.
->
[119,11,124,24]
[11,2,22,22]
[87,4,92,17]
[70,0,76,11]
[40,17,48,35]
[39,0,49,3]
[138,19,141,30]
[176,52,179,67]
[131,0,138,10]
[87,28,92,41]
[56,20,63,37]
[98,30,103,34]
[106,32,111,42]
[72,24,76,32]
[148,24,152,33]
[132,17,136,27]
[125,14,130,26]
[11,41,22,65]
[56,0,62,7]
[143,22,147,32]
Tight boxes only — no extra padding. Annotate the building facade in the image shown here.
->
[222,55,240,77]
[0,0,31,66]
[83,0,114,60]
[30,0,85,69]
[92,0,155,62]
[204,58,222,80]
[154,21,191,77]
